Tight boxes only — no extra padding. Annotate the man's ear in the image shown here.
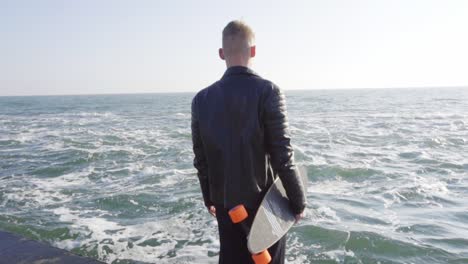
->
[250,45,256,58]
[219,48,225,60]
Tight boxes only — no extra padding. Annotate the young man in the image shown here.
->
[191,20,306,264]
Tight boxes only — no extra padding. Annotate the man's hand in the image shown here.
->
[208,205,216,217]
[295,212,304,224]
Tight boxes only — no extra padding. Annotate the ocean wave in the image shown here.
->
[50,206,219,264]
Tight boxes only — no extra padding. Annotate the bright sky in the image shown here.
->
[1,0,467,96]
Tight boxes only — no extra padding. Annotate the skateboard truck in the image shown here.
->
[228,204,272,264]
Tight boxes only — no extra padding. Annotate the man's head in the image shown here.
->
[219,20,256,67]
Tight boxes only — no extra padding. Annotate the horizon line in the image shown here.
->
[1,85,467,98]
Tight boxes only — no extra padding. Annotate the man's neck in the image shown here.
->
[225,57,251,68]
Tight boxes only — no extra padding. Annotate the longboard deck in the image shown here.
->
[247,166,308,254]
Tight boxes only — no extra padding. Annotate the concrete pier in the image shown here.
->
[0,230,104,264]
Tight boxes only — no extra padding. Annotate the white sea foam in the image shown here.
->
[321,248,356,263]
[32,170,92,189]
[309,179,356,196]
[2,169,94,208]
[51,207,219,263]
[314,206,341,223]
[154,174,183,188]
[174,112,190,118]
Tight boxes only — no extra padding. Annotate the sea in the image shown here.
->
[0,88,467,264]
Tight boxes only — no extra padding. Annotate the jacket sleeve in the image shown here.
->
[191,95,213,207]
[263,84,306,214]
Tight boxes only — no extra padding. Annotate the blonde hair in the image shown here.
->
[222,20,255,58]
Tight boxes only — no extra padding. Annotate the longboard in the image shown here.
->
[247,166,308,254]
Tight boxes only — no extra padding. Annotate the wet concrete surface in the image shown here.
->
[0,230,104,264]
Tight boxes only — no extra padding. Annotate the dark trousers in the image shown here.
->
[215,205,286,264]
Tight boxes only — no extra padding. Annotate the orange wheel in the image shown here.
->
[228,204,248,223]
[252,250,271,264]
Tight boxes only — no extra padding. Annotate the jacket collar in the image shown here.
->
[222,66,259,79]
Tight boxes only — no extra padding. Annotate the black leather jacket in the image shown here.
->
[191,66,306,214]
